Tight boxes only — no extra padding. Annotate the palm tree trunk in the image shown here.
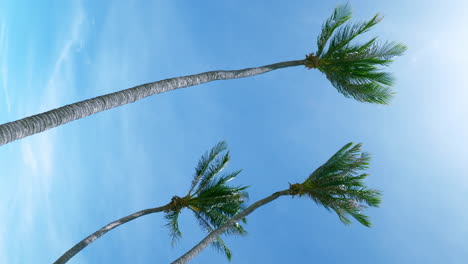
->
[0,60,305,146]
[54,203,172,264]
[171,189,291,264]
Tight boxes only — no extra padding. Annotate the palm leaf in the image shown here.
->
[211,237,233,261]
[164,210,182,246]
[328,72,393,104]
[192,209,235,260]
[316,4,352,57]
[189,141,227,194]
[324,14,382,57]
[194,151,231,195]
[194,179,248,236]
[197,170,243,193]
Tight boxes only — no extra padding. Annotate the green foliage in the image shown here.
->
[314,4,407,104]
[297,143,381,227]
[189,141,228,194]
[316,4,352,57]
[192,210,236,261]
[164,210,182,246]
[164,141,248,260]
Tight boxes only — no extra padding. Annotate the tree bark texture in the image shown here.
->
[0,60,305,146]
[171,189,291,264]
[54,204,171,264]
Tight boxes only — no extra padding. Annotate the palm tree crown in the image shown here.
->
[164,141,248,260]
[305,4,407,104]
[289,142,381,226]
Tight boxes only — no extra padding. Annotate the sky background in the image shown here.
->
[0,0,467,263]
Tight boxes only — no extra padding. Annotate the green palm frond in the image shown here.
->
[197,170,242,193]
[164,210,182,246]
[193,171,248,237]
[193,151,231,195]
[192,210,234,261]
[325,71,393,104]
[195,183,248,229]
[189,141,228,194]
[211,237,233,261]
[324,14,382,57]
[293,143,381,227]
[199,208,247,235]
[313,5,407,104]
[316,4,352,57]
[190,180,247,261]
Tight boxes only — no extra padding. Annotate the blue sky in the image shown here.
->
[0,0,467,263]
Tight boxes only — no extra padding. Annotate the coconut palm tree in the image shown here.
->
[172,142,381,264]
[0,4,406,146]
[54,141,248,264]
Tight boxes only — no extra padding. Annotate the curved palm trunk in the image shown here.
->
[54,203,171,264]
[0,60,305,146]
[171,189,291,264]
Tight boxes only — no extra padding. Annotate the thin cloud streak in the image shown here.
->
[0,3,88,263]
[43,5,86,110]
[0,21,11,113]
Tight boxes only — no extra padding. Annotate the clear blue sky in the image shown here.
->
[0,0,467,263]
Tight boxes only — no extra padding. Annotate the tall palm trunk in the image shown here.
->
[0,60,305,146]
[171,189,291,264]
[54,203,171,264]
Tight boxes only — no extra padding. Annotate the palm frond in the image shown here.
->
[295,143,381,227]
[324,14,382,57]
[325,71,393,104]
[316,4,352,57]
[211,237,233,261]
[198,170,243,193]
[363,41,408,61]
[196,184,248,221]
[310,142,363,180]
[194,176,248,236]
[164,210,182,246]
[191,210,234,260]
[194,151,231,195]
[189,141,228,194]
[199,208,248,236]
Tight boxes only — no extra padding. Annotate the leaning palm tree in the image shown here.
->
[172,143,381,264]
[54,141,248,264]
[0,4,406,146]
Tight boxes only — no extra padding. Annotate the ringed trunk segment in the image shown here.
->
[0,60,305,146]
[54,203,172,264]
[172,189,291,264]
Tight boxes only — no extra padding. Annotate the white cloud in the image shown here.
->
[0,21,10,113]
[43,4,86,110]
[19,0,86,197]
[0,2,89,263]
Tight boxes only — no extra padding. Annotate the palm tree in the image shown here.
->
[54,141,248,264]
[0,4,406,146]
[172,143,381,264]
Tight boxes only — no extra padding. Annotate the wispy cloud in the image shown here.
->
[19,0,86,198]
[43,4,86,110]
[0,2,88,263]
[0,21,11,264]
[0,21,10,113]
[18,0,86,220]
